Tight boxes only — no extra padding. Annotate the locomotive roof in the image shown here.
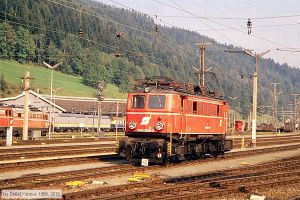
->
[131,77,225,102]
[129,89,226,103]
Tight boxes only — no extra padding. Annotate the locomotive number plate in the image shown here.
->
[137,128,151,132]
[141,159,149,166]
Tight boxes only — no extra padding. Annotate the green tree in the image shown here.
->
[45,41,64,65]
[0,73,8,92]
[61,35,83,74]
[15,27,35,62]
[0,23,16,59]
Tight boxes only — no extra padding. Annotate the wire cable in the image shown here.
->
[152,0,294,49]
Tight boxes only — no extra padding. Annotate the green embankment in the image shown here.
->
[0,60,127,98]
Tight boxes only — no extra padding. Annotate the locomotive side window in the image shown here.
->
[149,95,165,109]
[132,95,145,109]
[217,105,220,116]
[193,102,197,114]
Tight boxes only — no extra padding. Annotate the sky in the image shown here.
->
[97,0,300,68]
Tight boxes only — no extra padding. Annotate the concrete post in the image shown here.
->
[22,71,30,140]
[252,71,258,147]
[6,126,13,146]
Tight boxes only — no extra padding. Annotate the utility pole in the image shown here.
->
[281,106,285,124]
[291,94,300,125]
[225,49,270,147]
[199,43,205,87]
[259,106,272,124]
[22,71,31,140]
[194,42,213,92]
[270,83,281,130]
[115,101,119,141]
[97,81,105,137]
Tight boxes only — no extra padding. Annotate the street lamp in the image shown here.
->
[43,62,62,102]
[229,96,238,131]
[51,87,63,134]
[43,61,62,139]
[225,49,270,147]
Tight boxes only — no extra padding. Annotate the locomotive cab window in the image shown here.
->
[5,110,12,116]
[132,95,145,109]
[149,95,165,109]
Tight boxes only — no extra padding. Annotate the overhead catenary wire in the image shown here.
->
[106,0,177,28]
[150,14,300,20]
[195,22,300,32]
[169,0,236,44]
[46,0,194,55]
[44,0,217,77]
[47,0,300,63]
[152,0,294,50]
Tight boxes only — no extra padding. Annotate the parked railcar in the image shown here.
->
[110,117,126,132]
[235,120,246,132]
[118,78,232,165]
[283,122,294,132]
[53,113,112,132]
[257,123,276,132]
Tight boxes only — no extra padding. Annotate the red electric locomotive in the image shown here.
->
[0,107,13,128]
[0,107,48,137]
[118,78,233,165]
[12,108,49,130]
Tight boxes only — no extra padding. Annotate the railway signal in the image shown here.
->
[97,81,105,137]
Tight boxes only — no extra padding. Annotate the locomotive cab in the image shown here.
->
[126,92,180,134]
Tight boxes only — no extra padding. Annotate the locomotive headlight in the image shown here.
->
[155,121,164,131]
[157,152,162,158]
[128,121,137,130]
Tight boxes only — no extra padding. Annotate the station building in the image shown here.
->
[0,90,127,116]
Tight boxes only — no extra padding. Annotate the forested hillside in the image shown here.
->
[0,0,299,117]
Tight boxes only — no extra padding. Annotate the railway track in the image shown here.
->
[64,151,300,200]
[232,134,300,148]
[0,155,121,172]
[0,137,122,146]
[2,143,300,195]
[0,143,116,161]
[0,134,300,172]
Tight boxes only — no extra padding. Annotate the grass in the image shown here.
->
[0,60,127,98]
